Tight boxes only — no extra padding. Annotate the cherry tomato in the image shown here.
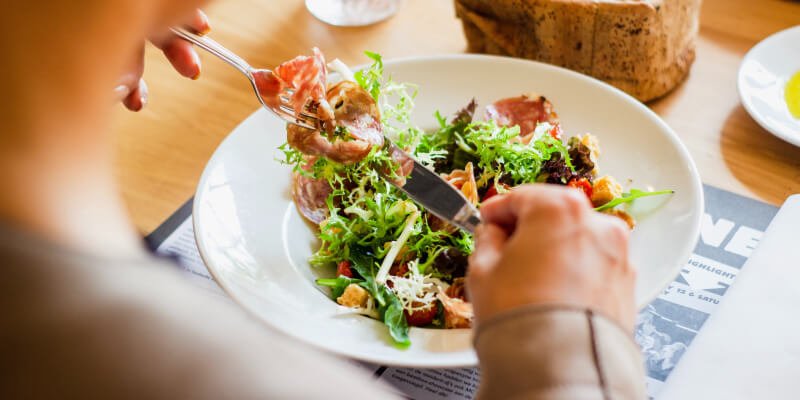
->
[389,263,409,277]
[482,183,510,202]
[549,124,563,139]
[336,260,353,278]
[567,177,593,199]
[405,302,438,327]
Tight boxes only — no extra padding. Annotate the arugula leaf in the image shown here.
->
[315,276,364,299]
[380,288,411,348]
[347,245,410,347]
[347,246,385,304]
[354,51,383,102]
[595,189,674,212]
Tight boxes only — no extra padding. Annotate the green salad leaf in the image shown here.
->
[348,245,410,348]
[353,51,383,102]
[418,116,573,186]
[315,276,364,299]
[282,52,577,346]
[381,292,410,347]
[595,189,675,212]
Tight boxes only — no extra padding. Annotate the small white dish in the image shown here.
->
[738,26,800,147]
[193,55,703,368]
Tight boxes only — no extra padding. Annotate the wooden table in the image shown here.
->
[110,0,800,234]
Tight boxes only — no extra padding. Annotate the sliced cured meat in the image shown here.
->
[437,286,473,329]
[291,158,332,224]
[287,124,373,164]
[485,94,559,139]
[327,81,382,145]
[256,48,335,131]
[443,162,479,205]
[287,81,384,164]
[445,278,468,301]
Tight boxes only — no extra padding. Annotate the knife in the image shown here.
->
[383,141,482,233]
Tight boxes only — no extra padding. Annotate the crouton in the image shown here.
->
[591,175,622,207]
[336,284,370,308]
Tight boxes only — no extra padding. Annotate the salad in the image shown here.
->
[264,50,671,347]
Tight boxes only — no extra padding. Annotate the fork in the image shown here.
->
[170,27,321,131]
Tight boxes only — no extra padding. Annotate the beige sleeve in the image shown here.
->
[474,306,646,400]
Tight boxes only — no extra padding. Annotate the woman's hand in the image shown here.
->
[467,184,637,331]
[114,9,210,111]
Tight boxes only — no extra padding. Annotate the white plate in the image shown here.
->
[738,26,800,147]
[193,55,703,368]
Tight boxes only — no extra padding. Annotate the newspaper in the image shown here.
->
[636,185,777,397]
[146,184,778,400]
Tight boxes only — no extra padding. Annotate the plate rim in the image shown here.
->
[193,53,704,367]
[737,25,800,148]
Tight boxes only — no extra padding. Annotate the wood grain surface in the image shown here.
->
[110,0,800,234]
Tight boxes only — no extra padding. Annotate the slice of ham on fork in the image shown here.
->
[255,48,335,131]
[287,81,384,164]
[264,49,385,164]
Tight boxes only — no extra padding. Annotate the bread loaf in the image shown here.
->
[455,0,701,102]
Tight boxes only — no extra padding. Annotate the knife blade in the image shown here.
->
[383,141,481,233]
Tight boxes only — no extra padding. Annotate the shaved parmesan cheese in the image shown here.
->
[386,260,439,312]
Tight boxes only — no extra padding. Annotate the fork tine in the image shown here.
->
[278,104,321,123]
[272,106,319,131]
[276,95,322,122]
[257,89,319,130]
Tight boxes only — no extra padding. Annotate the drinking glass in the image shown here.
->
[305,0,402,27]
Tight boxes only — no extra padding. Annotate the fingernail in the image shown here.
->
[138,79,148,108]
[197,9,211,35]
[191,51,202,80]
[113,85,130,101]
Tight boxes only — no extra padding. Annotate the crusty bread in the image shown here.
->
[455,0,701,102]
